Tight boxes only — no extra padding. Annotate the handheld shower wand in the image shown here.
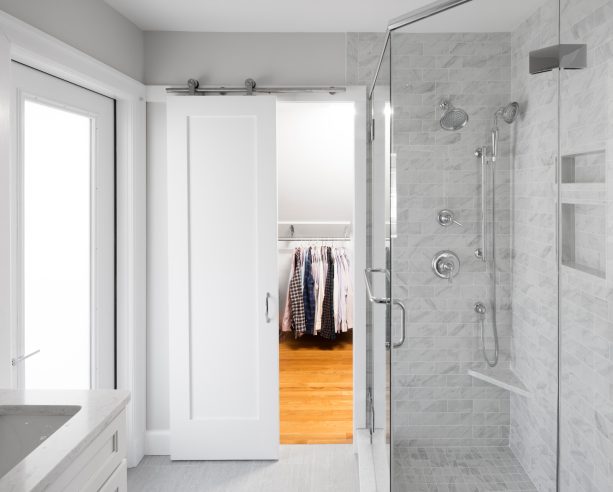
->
[491,102,519,162]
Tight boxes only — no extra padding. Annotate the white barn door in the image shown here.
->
[167,96,279,460]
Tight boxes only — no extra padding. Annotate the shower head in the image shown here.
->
[491,102,520,162]
[495,101,520,125]
[439,99,469,131]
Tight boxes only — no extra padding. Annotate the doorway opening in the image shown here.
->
[277,101,355,444]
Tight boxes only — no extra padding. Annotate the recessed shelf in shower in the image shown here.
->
[561,150,605,184]
[561,203,606,279]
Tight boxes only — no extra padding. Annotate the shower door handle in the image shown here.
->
[364,268,391,305]
[392,300,406,348]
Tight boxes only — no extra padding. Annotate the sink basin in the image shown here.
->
[0,405,81,478]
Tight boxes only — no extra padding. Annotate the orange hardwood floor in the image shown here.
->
[279,332,353,445]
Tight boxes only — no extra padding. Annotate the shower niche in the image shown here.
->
[561,150,605,183]
[561,150,606,279]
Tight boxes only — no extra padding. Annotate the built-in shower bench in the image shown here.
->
[468,368,530,397]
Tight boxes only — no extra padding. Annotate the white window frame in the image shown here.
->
[0,11,146,467]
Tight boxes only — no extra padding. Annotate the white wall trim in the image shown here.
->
[0,10,147,468]
[145,430,170,455]
[146,85,166,103]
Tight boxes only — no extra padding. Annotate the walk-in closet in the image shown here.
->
[277,101,356,444]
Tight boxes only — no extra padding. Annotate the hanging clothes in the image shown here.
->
[280,252,295,333]
[303,248,316,335]
[320,247,336,340]
[282,245,353,339]
[289,249,306,337]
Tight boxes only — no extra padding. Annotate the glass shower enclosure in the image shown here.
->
[362,0,613,489]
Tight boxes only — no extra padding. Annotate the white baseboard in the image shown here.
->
[144,430,170,455]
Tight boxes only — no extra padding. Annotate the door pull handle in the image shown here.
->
[265,292,272,323]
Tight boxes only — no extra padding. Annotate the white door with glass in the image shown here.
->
[167,96,279,460]
[11,62,115,390]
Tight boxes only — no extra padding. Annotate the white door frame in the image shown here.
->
[0,11,147,467]
[146,86,367,451]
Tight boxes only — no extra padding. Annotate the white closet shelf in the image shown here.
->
[467,368,530,397]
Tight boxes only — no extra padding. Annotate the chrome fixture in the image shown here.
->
[265,292,272,323]
[11,349,40,366]
[474,302,499,367]
[166,78,346,96]
[475,146,487,262]
[529,44,587,74]
[491,102,519,162]
[439,98,469,131]
[432,251,460,283]
[364,268,406,348]
[437,209,463,227]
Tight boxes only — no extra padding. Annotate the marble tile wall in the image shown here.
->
[558,0,613,490]
[349,32,515,448]
[353,1,613,490]
[508,2,560,491]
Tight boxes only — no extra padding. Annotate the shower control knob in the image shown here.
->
[474,302,487,315]
[432,250,460,283]
[437,209,463,227]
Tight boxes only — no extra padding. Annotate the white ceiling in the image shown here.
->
[104,0,545,33]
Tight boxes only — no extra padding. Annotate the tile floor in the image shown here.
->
[128,444,358,492]
[128,444,536,492]
[392,446,538,492]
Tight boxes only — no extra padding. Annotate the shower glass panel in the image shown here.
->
[367,34,392,489]
[559,1,613,490]
[375,1,561,490]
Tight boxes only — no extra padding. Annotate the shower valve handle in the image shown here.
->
[437,209,463,228]
[432,251,460,284]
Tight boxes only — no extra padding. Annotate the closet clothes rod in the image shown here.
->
[277,237,352,241]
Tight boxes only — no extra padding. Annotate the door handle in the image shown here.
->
[11,349,41,366]
[392,300,406,348]
[363,268,391,305]
[265,292,272,323]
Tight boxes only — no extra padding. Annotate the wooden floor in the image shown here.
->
[279,332,353,445]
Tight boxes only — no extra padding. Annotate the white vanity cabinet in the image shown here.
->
[49,409,127,492]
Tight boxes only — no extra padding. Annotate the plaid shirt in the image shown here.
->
[289,249,306,337]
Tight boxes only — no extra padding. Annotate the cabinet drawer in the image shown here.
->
[99,459,127,492]
[49,409,126,492]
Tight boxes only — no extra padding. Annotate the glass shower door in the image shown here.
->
[384,1,560,491]
[366,34,392,490]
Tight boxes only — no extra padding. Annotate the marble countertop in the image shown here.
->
[0,389,130,492]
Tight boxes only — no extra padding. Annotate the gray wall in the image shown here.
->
[0,0,145,81]
[143,32,347,85]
